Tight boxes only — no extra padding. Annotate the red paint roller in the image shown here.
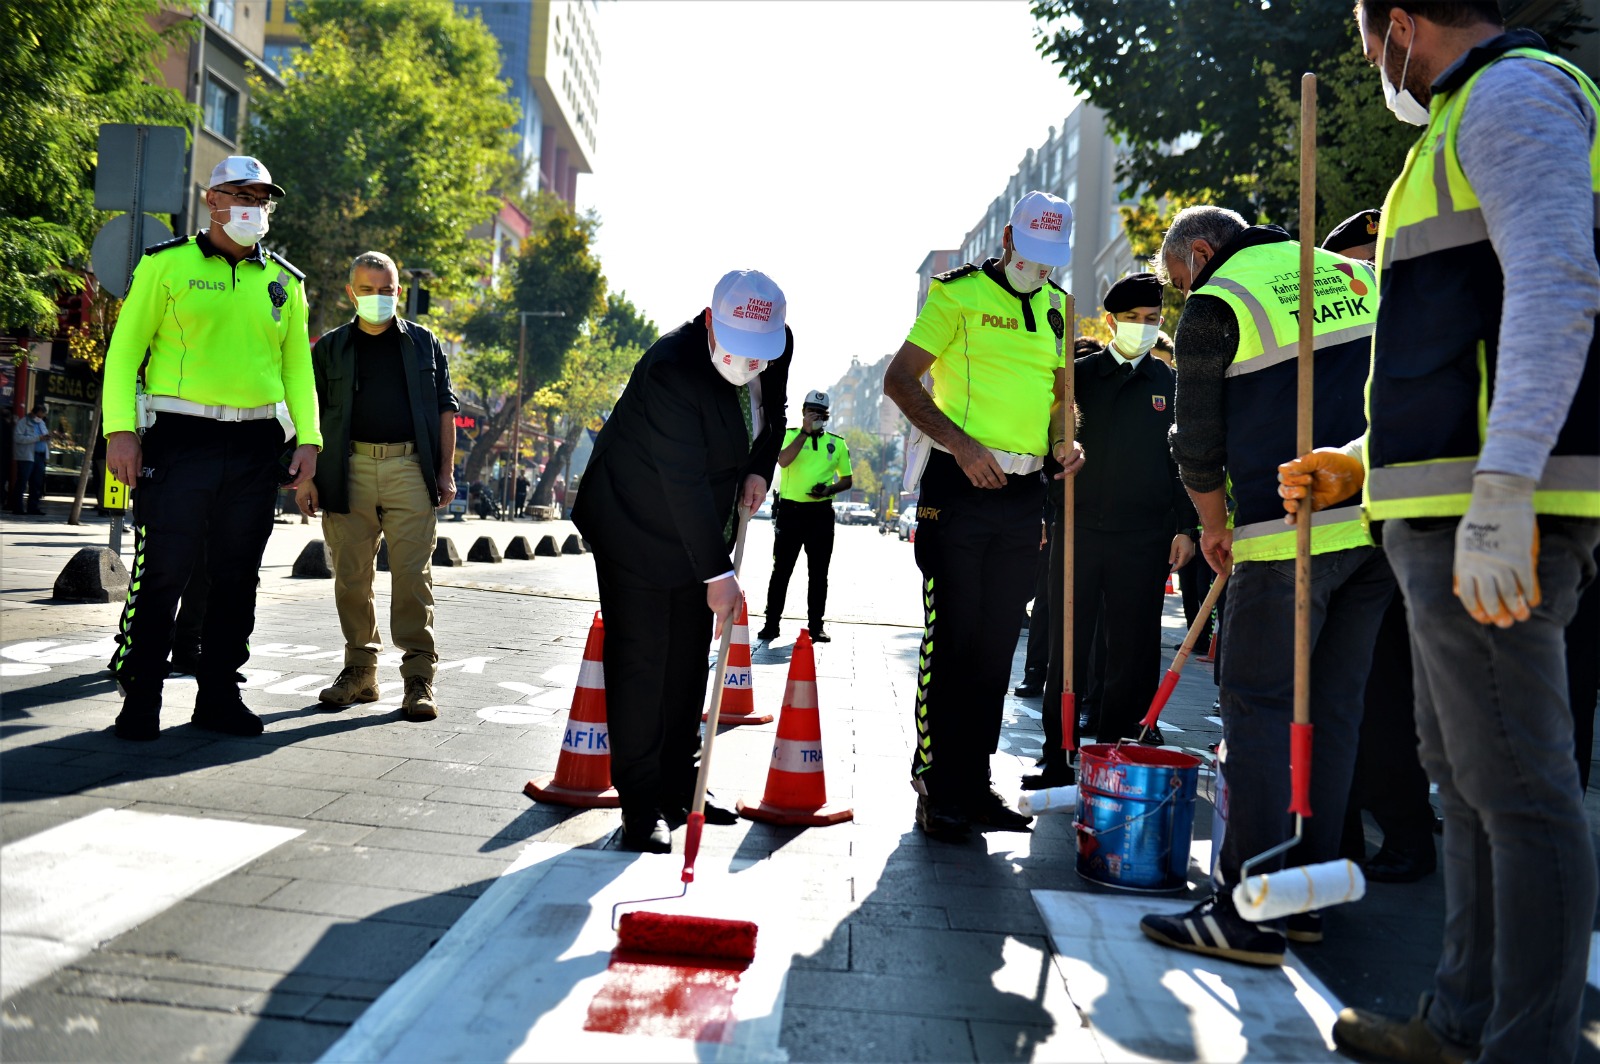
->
[1135,569,1229,741]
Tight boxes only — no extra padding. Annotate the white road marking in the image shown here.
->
[1,809,301,1000]
[1206,716,1224,727]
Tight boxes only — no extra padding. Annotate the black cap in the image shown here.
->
[1322,209,1381,254]
[1103,272,1164,314]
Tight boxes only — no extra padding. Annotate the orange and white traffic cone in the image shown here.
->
[1165,573,1177,595]
[704,596,773,726]
[738,630,852,826]
[524,611,620,808]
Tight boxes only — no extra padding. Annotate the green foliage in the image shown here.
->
[598,292,660,353]
[246,0,518,332]
[843,428,893,504]
[0,0,194,333]
[1032,1,1590,236]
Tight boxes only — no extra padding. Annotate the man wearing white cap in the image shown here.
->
[574,270,792,853]
[756,388,852,645]
[101,155,320,742]
[884,190,1083,842]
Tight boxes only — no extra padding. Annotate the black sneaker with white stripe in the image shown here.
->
[1139,893,1285,967]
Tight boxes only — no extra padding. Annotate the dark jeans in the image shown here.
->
[113,415,282,694]
[909,450,1041,799]
[1215,545,1394,889]
[1020,524,1052,685]
[1386,516,1600,1064]
[10,457,44,511]
[593,555,712,815]
[764,498,834,632]
[1566,545,1600,792]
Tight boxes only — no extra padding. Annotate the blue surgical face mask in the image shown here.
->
[355,293,397,324]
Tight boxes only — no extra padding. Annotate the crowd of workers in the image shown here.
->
[58,3,1600,1062]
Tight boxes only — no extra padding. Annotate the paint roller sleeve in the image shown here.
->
[615,911,758,964]
[1232,859,1366,922]
[1017,785,1078,817]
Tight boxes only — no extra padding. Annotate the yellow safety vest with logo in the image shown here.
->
[1194,235,1378,561]
[1366,43,1600,520]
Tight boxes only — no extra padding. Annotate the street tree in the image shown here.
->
[246,0,517,333]
[455,198,607,482]
[0,0,193,335]
[528,326,649,507]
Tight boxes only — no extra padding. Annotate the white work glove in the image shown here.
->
[1454,472,1541,628]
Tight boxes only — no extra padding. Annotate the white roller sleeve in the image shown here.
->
[1233,859,1366,921]
[1018,786,1078,817]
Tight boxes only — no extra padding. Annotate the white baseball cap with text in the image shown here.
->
[207,155,286,197]
[1009,190,1073,267]
[710,269,787,361]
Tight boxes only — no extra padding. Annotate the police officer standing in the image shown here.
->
[883,190,1082,842]
[757,389,851,644]
[103,156,321,741]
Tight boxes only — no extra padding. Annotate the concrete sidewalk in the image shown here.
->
[3,512,1598,1061]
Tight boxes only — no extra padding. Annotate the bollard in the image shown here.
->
[535,535,561,558]
[561,534,586,555]
[504,535,535,560]
[468,536,502,563]
[291,540,334,578]
[52,547,130,603]
[433,536,463,567]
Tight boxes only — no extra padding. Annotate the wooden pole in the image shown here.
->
[1292,73,1318,811]
[1060,292,1077,751]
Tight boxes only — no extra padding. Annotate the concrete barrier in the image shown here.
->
[561,534,586,556]
[504,535,535,560]
[468,536,503,563]
[291,540,334,578]
[535,535,561,558]
[52,547,130,603]
[433,537,463,567]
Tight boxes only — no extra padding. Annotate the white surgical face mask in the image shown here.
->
[355,293,397,324]
[1113,320,1160,358]
[1380,22,1430,126]
[219,204,269,246]
[711,341,766,386]
[1007,255,1050,293]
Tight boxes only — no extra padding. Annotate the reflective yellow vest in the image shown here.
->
[1195,234,1377,561]
[1366,43,1600,520]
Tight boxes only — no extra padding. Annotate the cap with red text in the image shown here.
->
[1008,190,1073,267]
[207,155,286,197]
[710,269,787,361]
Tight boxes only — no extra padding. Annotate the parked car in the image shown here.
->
[835,502,878,526]
[896,508,918,540]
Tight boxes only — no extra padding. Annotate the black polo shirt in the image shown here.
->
[349,325,416,444]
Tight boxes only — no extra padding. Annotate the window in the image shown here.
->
[262,42,301,74]
[1064,177,1077,206]
[1065,129,1079,162]
[204,75,239,143]
[208,0,235,32]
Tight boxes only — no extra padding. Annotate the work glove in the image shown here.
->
[1455,472,1541,627]
[1277,442,1364,524]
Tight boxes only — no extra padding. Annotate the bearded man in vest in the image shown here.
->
[1280,4,1600,1061]
[1137,204,1396,968]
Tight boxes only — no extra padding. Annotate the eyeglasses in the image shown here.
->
[215,188,278,213]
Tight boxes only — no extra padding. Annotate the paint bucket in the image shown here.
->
[1074,742,1200,892]
[1207,744,1229,881]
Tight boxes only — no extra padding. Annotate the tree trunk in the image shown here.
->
[531,423,581,506]
[460,399,517,484]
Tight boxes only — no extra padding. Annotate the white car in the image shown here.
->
[835,502,877,526]
[896,508,918,540]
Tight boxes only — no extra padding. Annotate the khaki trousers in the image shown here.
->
[322,450,438,680]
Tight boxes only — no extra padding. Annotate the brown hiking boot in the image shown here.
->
[402,676,438,720]
[319,666,379,707]
[1333,995,1474,1063]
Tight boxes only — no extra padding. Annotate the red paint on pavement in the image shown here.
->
[583,950,748,1042]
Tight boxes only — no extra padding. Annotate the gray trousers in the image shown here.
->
[1386,516,1600,1064]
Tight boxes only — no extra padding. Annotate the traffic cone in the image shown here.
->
[738,630,853,827]
[1165,573,1177,595]
[704,596,773,726]
[1196,629,1219,664]
[524,611,620,808]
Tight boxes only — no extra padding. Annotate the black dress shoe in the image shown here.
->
[1021,762,1076,791]
[808,628,830,643]
[665,796,740,828]
[967,787,1033,831]
[621,811,672,853]
[1363,842,1437,883]
[1013,682,1044,698]
[915,794,971,842]
[114,690,162,742]
[191,689,264,737]
[755,626,779,642]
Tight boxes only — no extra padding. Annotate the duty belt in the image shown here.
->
[351,440,417,458]
[147,396,277,422]
[931,440,1044,476]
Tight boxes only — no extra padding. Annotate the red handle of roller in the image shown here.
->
[1142,671,1181,730]
[680,811,704,884]
[1062,692,1076,751]
[1289,722,1314,817]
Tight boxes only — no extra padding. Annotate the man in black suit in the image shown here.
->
[573,269,792,853]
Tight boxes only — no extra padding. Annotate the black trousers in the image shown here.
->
[1020,524,1052,684]
[1178,546,1216,652]
[1566,544,1600,792]
[909,451,1041,799]
[110,543,209,671]
[764,499,834,631]
[1040,525,1171,757]
[593,555,712,815]
[113,415,282,693]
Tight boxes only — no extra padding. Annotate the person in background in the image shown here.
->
[10,403,48,514]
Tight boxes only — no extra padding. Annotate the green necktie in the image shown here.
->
[726,384,755,543]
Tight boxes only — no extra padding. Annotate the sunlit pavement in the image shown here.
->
[4,513,1599,1061]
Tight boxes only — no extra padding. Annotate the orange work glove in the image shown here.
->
[1278,446,1365,523]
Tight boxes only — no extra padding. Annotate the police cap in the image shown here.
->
[1322,209,1381,255]
[1103,273,1164,314]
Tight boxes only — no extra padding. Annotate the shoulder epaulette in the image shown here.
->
[932,263,980,284]
[1046,278,1070,295]
[264,248,305,282]
[143,235,190,257]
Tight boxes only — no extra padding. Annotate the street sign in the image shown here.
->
[90,213,175,298]
[94,124,186,214]
[101,467,129,511]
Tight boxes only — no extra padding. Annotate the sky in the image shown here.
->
[576,0,1082,393]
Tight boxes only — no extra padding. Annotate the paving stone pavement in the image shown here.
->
[3,513,1599,1061]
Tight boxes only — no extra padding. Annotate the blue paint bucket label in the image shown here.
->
[1075,743,1200,892]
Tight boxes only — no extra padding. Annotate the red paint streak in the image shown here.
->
[583,952,747,1042]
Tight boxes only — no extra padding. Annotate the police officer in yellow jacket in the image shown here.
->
[757,389,852,644]
[103,156,321,741]
[884,190,1081,842]
[1137,205,1395,967]
[1282,7,1600,1060]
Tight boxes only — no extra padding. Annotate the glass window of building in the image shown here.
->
[208,0,235,32]
[1065,129,1079,161]
[204,75,239,143]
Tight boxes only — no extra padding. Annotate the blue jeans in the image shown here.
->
[1386,516,1600,1064]
[1216,546,1395,889]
